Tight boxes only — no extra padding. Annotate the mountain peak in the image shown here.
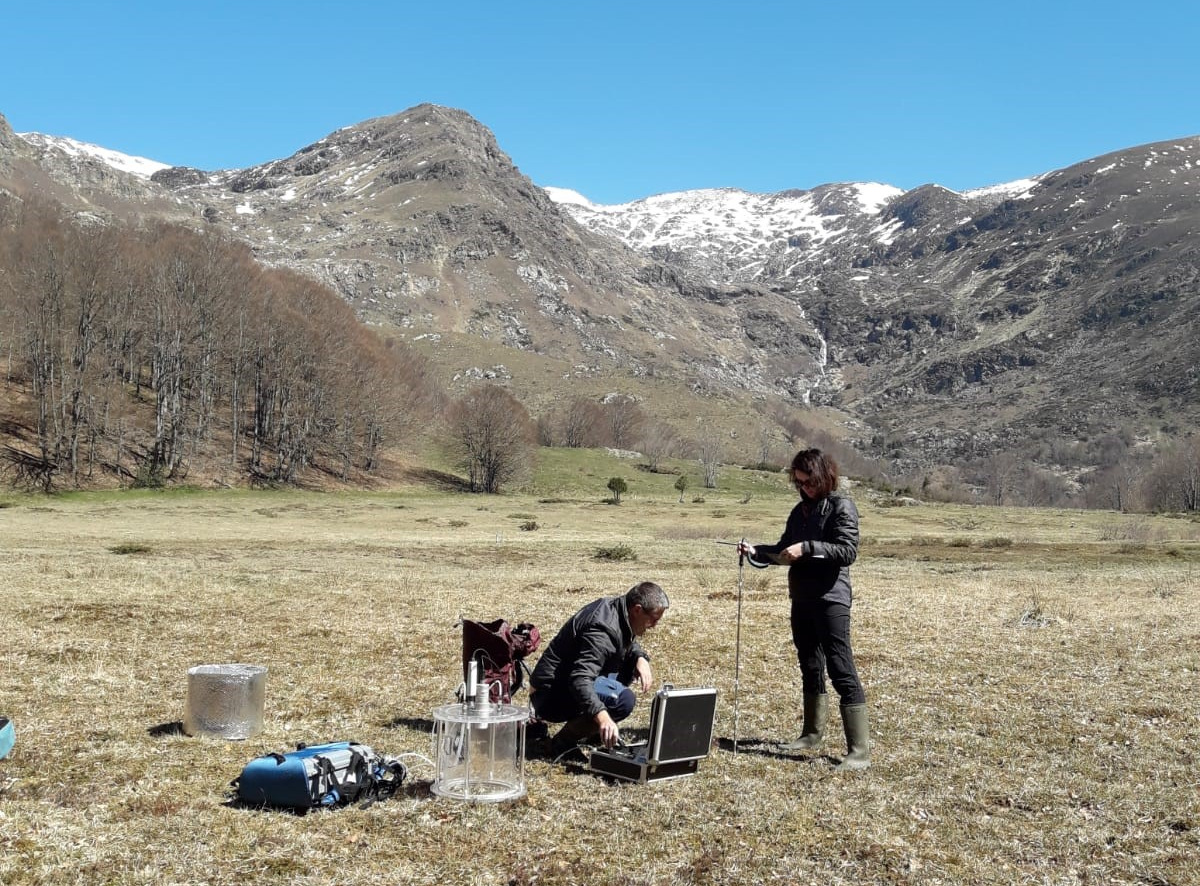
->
[178,103,523,199]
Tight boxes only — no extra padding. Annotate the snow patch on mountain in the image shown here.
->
[546,182,908,282]
[547,174,1048,285]
[17,132,170,179]
[960,177,1041,201]
[547,183,904,250]
[543,186,593,207]
[850,182,905,212]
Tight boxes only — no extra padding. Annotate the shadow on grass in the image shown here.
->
[223,796,309,816]
[714,735,835,764]
[147,721,185,737]
[401,468,472,492]
[382,715,435,732]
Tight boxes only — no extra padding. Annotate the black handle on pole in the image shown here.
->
[715,539,746,565]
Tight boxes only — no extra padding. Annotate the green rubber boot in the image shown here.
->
[835,703,871,771]
[777,692,828,752]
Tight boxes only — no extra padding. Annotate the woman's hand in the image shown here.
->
[776,542,806,563]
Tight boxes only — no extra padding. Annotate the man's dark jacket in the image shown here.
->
[750,493,859,606]
[529,595,648,718]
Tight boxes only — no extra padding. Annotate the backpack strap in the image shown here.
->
[514,658,534,696]
[314,749,367,806]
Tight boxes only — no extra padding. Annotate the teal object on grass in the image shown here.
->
[0,716,13,760]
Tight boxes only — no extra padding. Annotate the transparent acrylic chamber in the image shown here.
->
[431,699,529,802]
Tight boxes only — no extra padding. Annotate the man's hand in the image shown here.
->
[633,657,654,693]
[595,710,619,748]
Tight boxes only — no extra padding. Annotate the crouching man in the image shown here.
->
[529,581,669,756]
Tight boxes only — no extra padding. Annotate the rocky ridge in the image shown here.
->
[3,105,1198,468]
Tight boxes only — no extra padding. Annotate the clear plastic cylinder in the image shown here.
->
[431,699,528,802]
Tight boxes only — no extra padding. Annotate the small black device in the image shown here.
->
[587,685,718,784]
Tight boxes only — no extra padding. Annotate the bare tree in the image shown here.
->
[695,428,724,489]
[1173,439,1200,511]
[755,424,778,469]
[979,452,1021,506]
[1019,463,1072,507]
[59,225,113,484]
[23,218,69,471]
[1140,437,1200,512]
[602,395,645,450]
[446,384,536,493]
[559,397,605,448]
[773,405,811,448]
[1083,459,1145,512]
[639,421,678,472]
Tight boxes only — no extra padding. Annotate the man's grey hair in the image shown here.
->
[626,581,669,613]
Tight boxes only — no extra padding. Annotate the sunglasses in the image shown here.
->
[792,470,820,490]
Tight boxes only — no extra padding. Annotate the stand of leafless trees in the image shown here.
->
[903,432,1200,514]
[0,195,437,489]
[538,395,648,452]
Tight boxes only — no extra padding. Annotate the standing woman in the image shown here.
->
[738,448,870,770]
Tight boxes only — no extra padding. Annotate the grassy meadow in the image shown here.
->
[0,456,1197,885]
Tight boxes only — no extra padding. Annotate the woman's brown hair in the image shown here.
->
[790,448,839,499]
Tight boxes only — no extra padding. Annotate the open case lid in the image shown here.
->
[645,686,718,764]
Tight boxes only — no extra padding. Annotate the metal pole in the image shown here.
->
[715,539,747,754]
[733,538,745,754]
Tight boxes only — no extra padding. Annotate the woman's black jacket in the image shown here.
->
[750,493,859,606]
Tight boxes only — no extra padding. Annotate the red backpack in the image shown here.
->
[461,619,541,703]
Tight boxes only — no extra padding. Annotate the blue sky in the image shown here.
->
[4,0,1198,205]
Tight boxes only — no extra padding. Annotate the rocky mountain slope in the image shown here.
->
[9,106,822,403]
[3,105,1197,469]
[553,141,1200,461]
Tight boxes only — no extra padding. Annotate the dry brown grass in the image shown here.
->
[1,490,1197,885]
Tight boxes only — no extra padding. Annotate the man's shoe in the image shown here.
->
[528,734,555,761]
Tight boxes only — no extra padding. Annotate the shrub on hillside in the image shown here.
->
[594,544,637,562]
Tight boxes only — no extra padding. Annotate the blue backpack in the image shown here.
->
[234,741,406,811]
